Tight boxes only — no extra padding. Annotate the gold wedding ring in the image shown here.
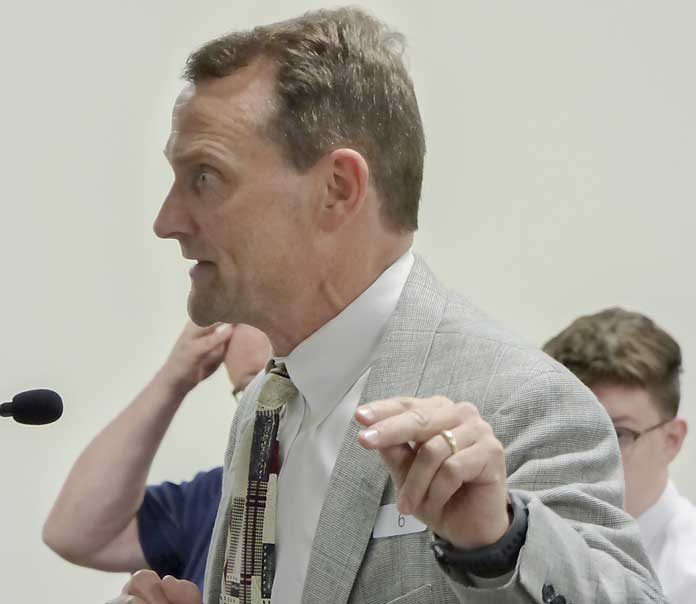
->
[440,429,457,456]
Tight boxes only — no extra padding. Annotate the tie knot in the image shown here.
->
[257,366,297,412]
[267,359,290,378]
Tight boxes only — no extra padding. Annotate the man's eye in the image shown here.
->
[193,168,217,190]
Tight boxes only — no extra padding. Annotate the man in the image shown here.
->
[544,307,696,602]
[112,8,664,604]
[43,321,271,591]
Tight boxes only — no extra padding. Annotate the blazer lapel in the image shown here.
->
[301,256,447,604]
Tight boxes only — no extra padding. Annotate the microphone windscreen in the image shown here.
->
[12,389,63,425]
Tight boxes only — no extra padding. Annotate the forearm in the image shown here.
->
[43,370,188,561]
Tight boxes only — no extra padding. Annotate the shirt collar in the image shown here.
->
[636,480,682,548]
[274,250,414,425]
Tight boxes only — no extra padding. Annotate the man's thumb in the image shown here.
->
[161,576,202,604]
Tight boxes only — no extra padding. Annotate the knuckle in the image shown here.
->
[491,438,505,457]
[457,401,479,417]
[430,394,453,407]
[130,569,158,585]
[441,455,463,482]
[418,438,441,463]
[408,408,430,427]
[399,398,416,411]
[482,434,505,458]
[475,417,493,434]
[487,464,507,485]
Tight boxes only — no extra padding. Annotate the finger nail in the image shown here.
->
[215,323,232,333]
[361,428,379,446]
[356,406,375,421]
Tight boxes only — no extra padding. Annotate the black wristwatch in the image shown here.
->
[431,492,528,582]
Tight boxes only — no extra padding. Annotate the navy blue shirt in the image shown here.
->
[137,466,223,592]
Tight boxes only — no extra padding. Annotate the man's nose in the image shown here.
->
[153,186,190,240]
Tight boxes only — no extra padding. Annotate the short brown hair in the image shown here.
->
[184,7,425,232]
[543,307,682,418]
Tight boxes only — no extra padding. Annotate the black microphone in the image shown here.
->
[1,389,63,425]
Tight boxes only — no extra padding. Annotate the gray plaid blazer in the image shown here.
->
[204,256,666,603]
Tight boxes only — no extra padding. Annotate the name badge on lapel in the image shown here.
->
[373,503,428,538]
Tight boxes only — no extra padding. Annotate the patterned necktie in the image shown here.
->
[220,362,297,604]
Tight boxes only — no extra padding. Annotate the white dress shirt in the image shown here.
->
[269,250,414,604]
[636,480,696,603]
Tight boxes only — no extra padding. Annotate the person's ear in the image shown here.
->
[663,417,688,463]
[317,148,369,231]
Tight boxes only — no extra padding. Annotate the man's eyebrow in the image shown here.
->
[167,143,230,167]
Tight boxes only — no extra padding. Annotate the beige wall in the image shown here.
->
[1,2,694,602]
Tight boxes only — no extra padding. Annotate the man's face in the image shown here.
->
[591,383,674,517]
[154,60,319,328]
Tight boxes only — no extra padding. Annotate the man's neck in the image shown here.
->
[267,240,412,356]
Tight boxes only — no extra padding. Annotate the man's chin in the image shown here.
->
[187,293,219,327]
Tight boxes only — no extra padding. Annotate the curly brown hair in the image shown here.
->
[543,307,682,418]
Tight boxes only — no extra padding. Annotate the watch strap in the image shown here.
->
[431,491,529,581]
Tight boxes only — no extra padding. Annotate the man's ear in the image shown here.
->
[663,417,688,463]
[318,148,369,231]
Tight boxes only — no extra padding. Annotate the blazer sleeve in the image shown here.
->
[447,368,666,604]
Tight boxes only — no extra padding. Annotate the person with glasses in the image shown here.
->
[42,320,272,592]
[544,307,695,602]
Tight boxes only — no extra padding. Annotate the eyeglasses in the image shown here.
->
[614,418,672,449]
